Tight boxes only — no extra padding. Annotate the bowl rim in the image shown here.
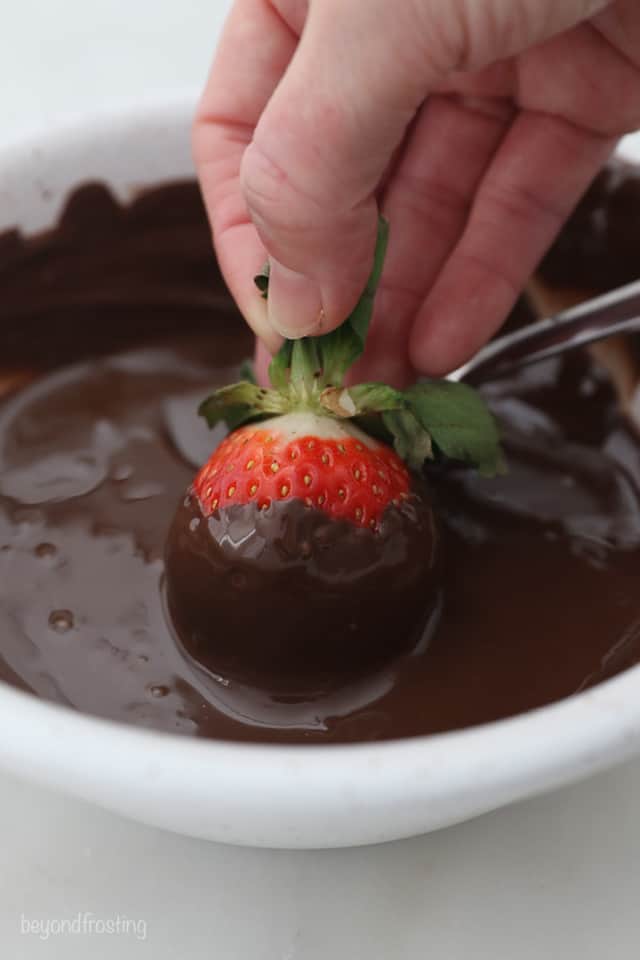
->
[1,97,640,846]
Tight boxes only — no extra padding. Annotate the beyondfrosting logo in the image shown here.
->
[20,912,148,941]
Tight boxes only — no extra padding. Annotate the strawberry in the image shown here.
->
[166,218,504,690]
[193,412,411,531]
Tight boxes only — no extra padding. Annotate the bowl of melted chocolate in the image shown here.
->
[1,103,640,848]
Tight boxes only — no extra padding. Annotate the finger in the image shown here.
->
[445,12,640,136]
[445,0,612,71]
[350,93,514,386]
[409,112,614,375]
[194,0,303,351]
[239,0,447,340]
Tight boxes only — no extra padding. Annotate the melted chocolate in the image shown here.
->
[166,492,439,689]
[0,182,244,372]
[539,158,640,291]
[0,178,640,744]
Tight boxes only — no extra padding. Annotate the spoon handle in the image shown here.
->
[450,278,640,384]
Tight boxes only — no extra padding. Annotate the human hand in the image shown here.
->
[195,0,640,385]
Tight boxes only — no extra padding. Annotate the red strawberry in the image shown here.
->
[193,412,411,531]
[166,424,438,689]
[165,218,502,693]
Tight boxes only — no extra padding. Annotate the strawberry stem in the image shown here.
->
[201,217,506,478]
[289,337,321,406]
[262,218,389,394]
[312,217,389,389]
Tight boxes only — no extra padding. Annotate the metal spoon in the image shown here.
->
[450,278,640,384]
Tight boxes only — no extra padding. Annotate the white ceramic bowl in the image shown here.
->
[1,98,640,849]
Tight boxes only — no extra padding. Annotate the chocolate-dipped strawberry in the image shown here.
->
[166,220,504,689]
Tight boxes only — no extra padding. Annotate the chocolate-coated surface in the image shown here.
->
[166,492,439,690]
[1,178,640,744]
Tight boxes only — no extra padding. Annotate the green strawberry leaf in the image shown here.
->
[199,382,285,429]
[405,381,505,477]
[317,216,389,386]
[268,340,293,391]
[345,382,405,413]
[382,409,433,470]
[352,413,395,445]
[239,358,257,385]
[321,382,405,418]
[215,405,260,432]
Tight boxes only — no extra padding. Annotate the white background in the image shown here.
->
[1,2,640,957]
[0,0,227,142]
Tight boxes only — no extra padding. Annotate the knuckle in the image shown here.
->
[240,140,321,233]
[481,179,565,232]
[396,170,471,230]
[405,0,531,73]
[240,141,289,215]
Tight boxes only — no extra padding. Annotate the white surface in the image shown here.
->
[0,0,231,142]
[1,0,640,954]
[2,760,640,959]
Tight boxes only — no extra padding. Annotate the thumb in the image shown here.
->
[239,0,439,339]
[240,0,612,341]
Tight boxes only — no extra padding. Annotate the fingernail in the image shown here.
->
[267,259,324,339]
[254,337,276,387]
[245,296,282,355]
